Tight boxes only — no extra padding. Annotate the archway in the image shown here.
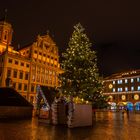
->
[126,102,133,111]
[135,102,140,111]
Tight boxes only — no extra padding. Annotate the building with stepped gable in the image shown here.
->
[0,20,62,105]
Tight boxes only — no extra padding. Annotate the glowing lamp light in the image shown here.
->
[121,95,126,100]
[134,94,139,100]
[109,84,113,89]
[86,101,89,104]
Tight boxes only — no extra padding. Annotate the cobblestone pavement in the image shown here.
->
[0,111,140,140]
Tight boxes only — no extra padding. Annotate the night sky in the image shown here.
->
[0,0,140,77]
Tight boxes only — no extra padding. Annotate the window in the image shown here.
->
[131,78,134,83]
[131,86,134,91]
[19,71,23,79]
[125,79,128,83]
[32,75,35,82]
[113,88,115,92]
[118,88,122,92]
[31,85,34,92]
[26,64,29,68]
[4,34,7,40]
[13,82,16,89]
[15,60,18,65]
[7,69,11,77]
[49,71,52,75]
[24,84,28,91]
[8,58,12,63]
[13,70,17,78]
[25,73,29,80]
[125,87,128,92]
[138,86,140,91]
[117,80,122,84]
[137,78,140,82]
[4,31,7,40]
[21,62,24,66]
[34,50,37,54]
[18,83,22,90]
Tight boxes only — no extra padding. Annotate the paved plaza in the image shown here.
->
[0,111,140,140]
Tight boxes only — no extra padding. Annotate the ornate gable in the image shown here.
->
[36,34,58,55]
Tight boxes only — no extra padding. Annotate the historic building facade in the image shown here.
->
[103,70,140,111]
[0,20,62,105]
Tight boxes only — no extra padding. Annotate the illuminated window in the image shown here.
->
[138,86,140,91]
[131,78,134,83]
[125,79,128,83]
[49,71,52,75]
[125,87,128,91]
[117,80,122,84]
[131,86,134,91]
[113,88,115,92]
[137,78,140,82]
[118,88,122,92]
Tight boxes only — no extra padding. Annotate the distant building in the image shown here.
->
[0,20,62,105]
[103,70,140,111]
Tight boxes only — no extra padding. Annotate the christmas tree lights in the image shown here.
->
[60,23,107,107]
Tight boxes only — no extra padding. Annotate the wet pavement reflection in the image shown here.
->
[0,111,140,140]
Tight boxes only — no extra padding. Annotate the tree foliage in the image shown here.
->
[59,23,107,107]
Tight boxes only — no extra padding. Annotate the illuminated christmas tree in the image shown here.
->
[60,23,106,106]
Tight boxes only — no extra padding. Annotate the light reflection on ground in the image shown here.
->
[0,111,140,140]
